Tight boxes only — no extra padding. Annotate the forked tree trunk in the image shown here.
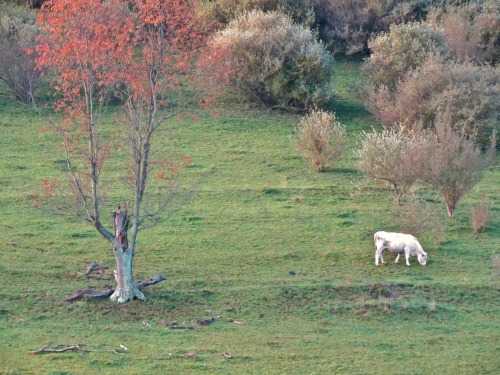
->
[109,204,145,303]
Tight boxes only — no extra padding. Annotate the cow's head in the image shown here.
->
[417,252,427,266]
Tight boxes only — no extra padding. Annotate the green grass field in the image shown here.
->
[0,59,498,374]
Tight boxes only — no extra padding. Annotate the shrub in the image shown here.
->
[427,3,483,62]
[0,6,41,103]
[475,0,500,64]
[210,9,333,110]
[356,125,424,205]
[195,0,315,29]
[366,56,500,146]
[390,0,442,22]
[469,200,491,233]
[428,0,500,64]
[292,109,346,172]
[312,0,404,55]
[418,110,497,218]
[362,21,450,92]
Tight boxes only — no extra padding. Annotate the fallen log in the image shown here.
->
[62,275,166,302]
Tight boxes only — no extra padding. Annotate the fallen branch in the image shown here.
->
[62,288,114,302]
[28,344,122,355]
[62,275,166,302]
[137,275,166,288]
[84,262,97,276]
[193,316,220,325]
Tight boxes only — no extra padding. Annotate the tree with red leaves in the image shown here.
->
[36,0,232,303]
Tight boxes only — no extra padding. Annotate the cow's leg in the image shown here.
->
[379,251,386,265]
[395,254,400,263]
[375,246,386,266]
[404,246,411,266]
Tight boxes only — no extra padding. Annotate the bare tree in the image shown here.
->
[418,110,497,218]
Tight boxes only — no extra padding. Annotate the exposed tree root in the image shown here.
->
[62,275,166,302]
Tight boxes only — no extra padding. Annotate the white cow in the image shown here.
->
[374,231,427,267]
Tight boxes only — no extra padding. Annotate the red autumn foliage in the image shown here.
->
[36,0,232,223]
[35,0,235,303]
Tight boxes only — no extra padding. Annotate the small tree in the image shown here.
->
[0,6,41,103]
[36,0,231,303]
[292,109,346,172]
[419,111,497,218]
[357,126,423,205]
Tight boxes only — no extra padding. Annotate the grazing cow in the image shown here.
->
[374,231,427,267]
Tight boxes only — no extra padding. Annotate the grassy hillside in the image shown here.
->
[0,59,498,374]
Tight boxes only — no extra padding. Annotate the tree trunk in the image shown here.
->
[445,198,456,218]
[110,246,145,303]
[109,204,145,303]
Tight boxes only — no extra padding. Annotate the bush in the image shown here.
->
[312,0,403,55]
[366,56,500,146]
[195,0,314,29]
[211,9,333,110]
[389,0,443,22]
[356,126,424,205]
[469,200,491,233]
[475,0,500,64]
[362,21,450,92]
[418,110,497,218]
[428,0,500,64]
[0,6,41,103]
[292,109,346,172]
[427,3,483,63]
